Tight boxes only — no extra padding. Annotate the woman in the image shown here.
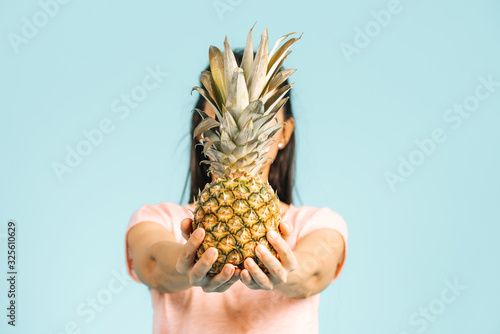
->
[125,50,348,334]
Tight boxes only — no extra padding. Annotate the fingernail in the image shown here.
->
[269,230,279,239]
[258,244,270,254]
[207,248,216,257]
[194,228,203,238]
[224,266,232,274]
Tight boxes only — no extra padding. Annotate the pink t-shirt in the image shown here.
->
[125,202,348,334]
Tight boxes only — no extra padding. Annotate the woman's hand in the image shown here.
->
[175,218,241,293]
[240,221,298,291]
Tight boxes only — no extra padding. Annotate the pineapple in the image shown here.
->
[191,26,301,276]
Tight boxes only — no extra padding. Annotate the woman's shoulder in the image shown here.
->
[135,201,189,211]
[127,202,190,243]
[131,201,193,223]
[286,203,348,241]
[286,203,344,223]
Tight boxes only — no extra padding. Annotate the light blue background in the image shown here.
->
[1,0,499,333]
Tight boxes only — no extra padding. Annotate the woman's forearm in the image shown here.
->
[146,240,192,293]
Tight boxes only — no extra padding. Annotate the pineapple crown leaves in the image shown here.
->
[191,25,302,177]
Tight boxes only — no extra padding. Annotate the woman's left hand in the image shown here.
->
[240,221,298,290]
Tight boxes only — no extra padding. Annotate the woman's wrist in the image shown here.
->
[272,250,318,299]
[147,240,191,293]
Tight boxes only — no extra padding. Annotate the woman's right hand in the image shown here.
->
[175,218,241,293]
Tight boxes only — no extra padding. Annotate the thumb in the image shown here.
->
[181,218,193,241]
[279,221,293,241]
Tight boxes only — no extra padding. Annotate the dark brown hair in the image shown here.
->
[181,49,297,205]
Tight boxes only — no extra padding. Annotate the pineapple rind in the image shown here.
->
[192,175,281,276]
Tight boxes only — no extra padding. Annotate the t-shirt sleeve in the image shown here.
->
[296,207,348,283]
[124,204,174,283]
